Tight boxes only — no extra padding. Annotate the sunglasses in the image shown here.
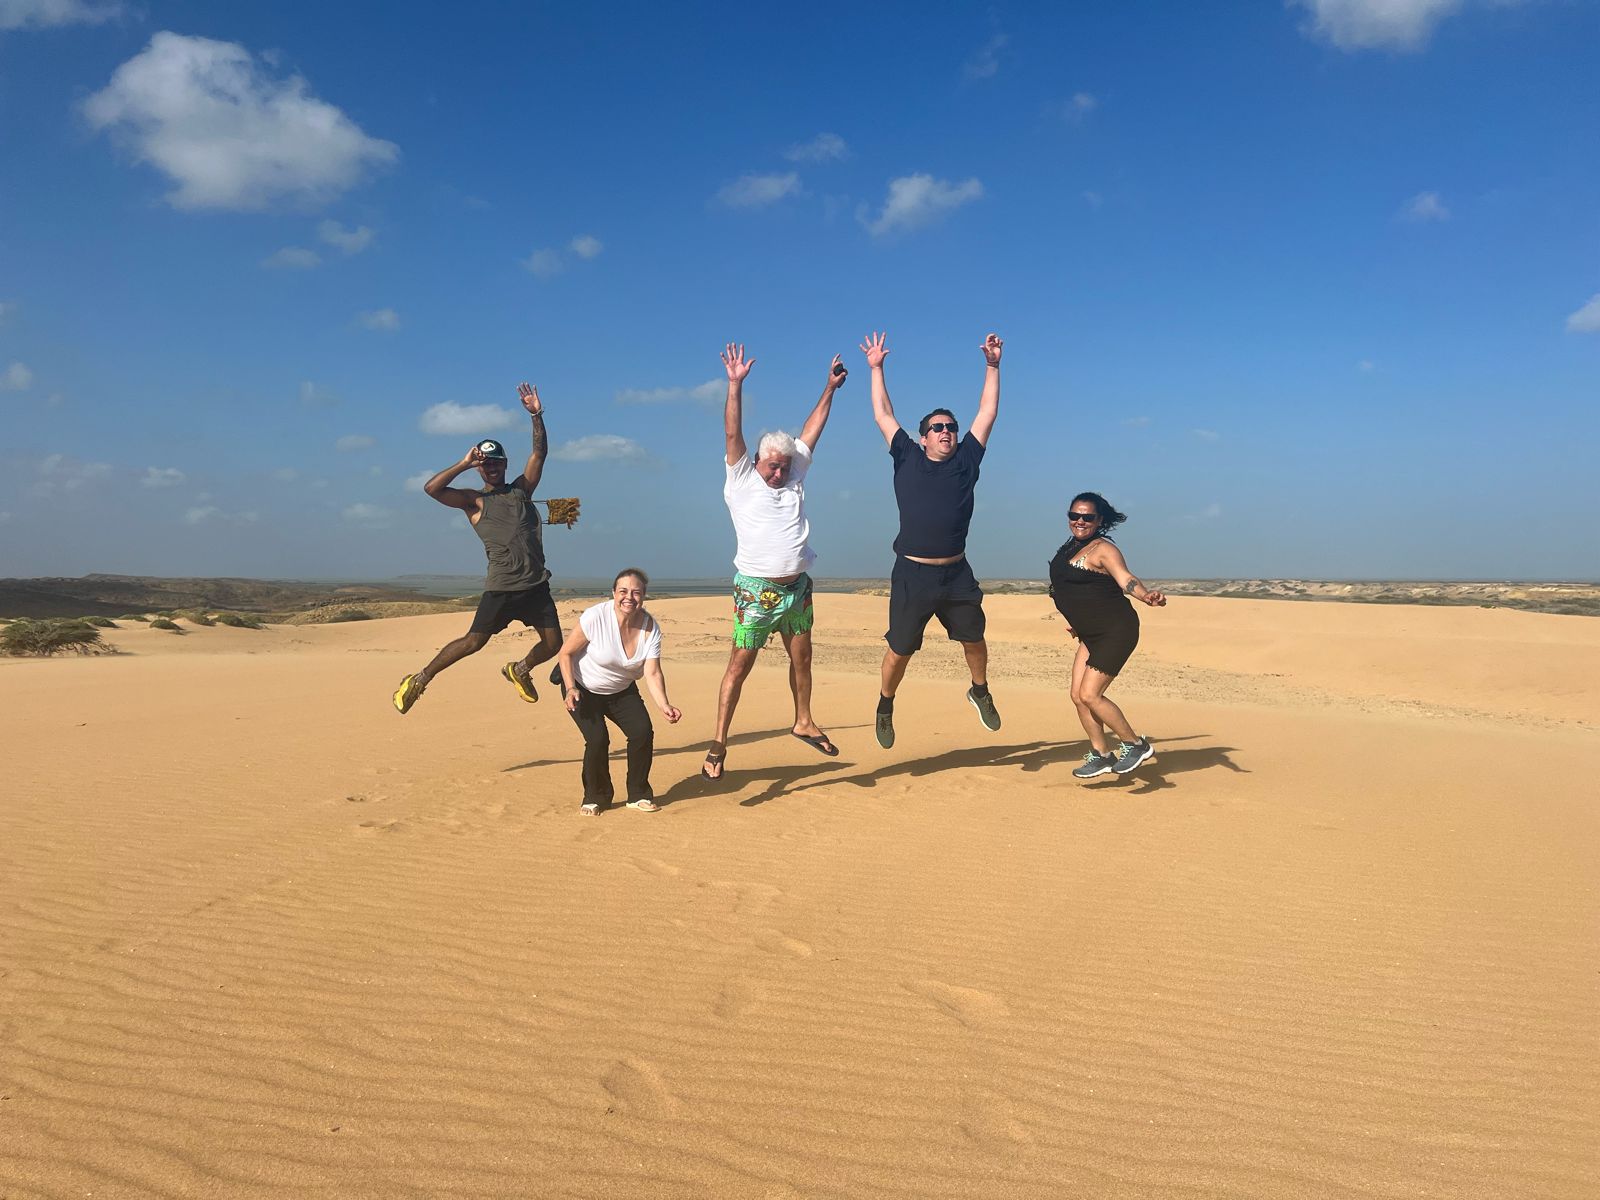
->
[924,421,959,434]
[1067,512,1099,523]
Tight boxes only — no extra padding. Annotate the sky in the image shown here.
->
[0,0,1596,584]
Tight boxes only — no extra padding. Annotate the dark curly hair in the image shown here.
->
[1068,491,1126,535]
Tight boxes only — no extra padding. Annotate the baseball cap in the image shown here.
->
[477,439,508,460]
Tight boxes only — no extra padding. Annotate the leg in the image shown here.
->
[960,638,988,687]
[1068,642,1112,755]
[520,623,563,671]
[608,685,656,804]
[422,629,490,680]
[781,628,819,734]
[1076,661,1137,746]
[880,647,913,698]
[567,688,615,807]
[704,645,760,779]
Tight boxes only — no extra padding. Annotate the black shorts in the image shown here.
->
[885,556,986,655]
[470,582,560,636]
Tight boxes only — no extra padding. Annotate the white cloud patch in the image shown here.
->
[1563,294,1600,334]
[82,32,398,211]
[1191,428,1222,442]
[298,380,338,407]
[0,300,17,323]
[318,219,374,254]
[1184,502,1223,522]
[1358,358,1377,372]
[357,307,400,331]
[335,434,375,452]
[342,502,389,524]
[1293,0,1464,51]
[0,0,120,32]
[184,505,221,525]
[615,379,722,406]
[522,248,564,278]
[964,33,1009,81]
[1122,415,1152,428]
[1,361,32,390]
[785,132,847,163]
[261,246,321,270]
[419,401,518,436]
[553,434,648,463]
[140,466,185,488]
[404,469,433,492]
[861,174,984,237]
[182,504,257,526]
[271,467,299,482]
[1053,92,1099,122]
[1403,191,1450,221]
[569,234,603,259]
[717,172,801,209]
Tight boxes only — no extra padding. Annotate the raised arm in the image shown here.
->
[642,656,681,723]
[511,381,547,496]
[721,343,755,466]
[969,333,1002,446]
[1096,541,1167,608]
[797,355,847,451]
[859,331,900,447]
[422,446,488,513]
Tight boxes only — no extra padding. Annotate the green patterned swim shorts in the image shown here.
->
[732,572,815,649]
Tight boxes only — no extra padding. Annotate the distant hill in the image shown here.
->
[0,575,453,619]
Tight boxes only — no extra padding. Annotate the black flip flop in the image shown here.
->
[701,746,726,780]
[791,730,839,757]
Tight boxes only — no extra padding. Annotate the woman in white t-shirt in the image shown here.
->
[556,568,681,814]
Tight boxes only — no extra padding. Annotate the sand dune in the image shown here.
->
[2,595,1596,1197]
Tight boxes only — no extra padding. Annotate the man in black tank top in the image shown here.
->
[860,330,1004,749]
[392,382,564,715]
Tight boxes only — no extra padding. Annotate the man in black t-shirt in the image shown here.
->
[860,330,1004,749]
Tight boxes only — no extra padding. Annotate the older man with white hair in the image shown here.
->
[701,343,846,782]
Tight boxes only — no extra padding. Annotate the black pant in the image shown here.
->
[566,682,654,805]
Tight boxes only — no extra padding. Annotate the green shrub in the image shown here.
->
[121,613,150,622]
[84,616,119,628]
[184,611,217,626]
[148,618,182,632]
[1,618,111,656]
[326,609,373,622]
[215,612,265,629]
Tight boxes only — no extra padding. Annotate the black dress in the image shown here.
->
[1047,536,1140,677]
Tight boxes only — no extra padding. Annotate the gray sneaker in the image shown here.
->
[875,709,895,749]
[1112,738,1154,775]
[967,686,1001,731]
[1072,750,1116,779]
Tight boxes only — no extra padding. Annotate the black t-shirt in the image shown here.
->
[889,428,986,558]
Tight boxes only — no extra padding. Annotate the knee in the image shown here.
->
[462,632,491,653]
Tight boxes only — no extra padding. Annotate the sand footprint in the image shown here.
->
[355,819,406,835]
[906,980,1010,1028]
[712,978,764,1021]
[709,880,782,916]
[600,1057,680,1118]
[755,929,813,959]
[632,858,681,878]
[958,1088,1032,1151]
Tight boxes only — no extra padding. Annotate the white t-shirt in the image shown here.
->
[572,601,662,695]
[723,438,816,578]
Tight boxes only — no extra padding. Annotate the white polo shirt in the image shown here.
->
[723,438,816,578]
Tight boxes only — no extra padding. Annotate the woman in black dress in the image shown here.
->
[1047,492,1167,778]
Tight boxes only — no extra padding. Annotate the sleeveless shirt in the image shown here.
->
[473,486,549,591]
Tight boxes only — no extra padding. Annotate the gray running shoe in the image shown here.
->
[967,686,1001,731]
[875,709,895,749]
[1072,750,1116,779]
[1112,737,1154,775]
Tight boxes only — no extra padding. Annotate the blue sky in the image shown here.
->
[1,0,1596,583]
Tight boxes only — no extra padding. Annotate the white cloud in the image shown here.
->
[184,505,221,525]
[318,219,374,254]
[404,469,433,492]
[0,300,16,323]
[1122,416,1152,428]
[0,510,10,523]
[1403,191,1450,221]
[271,467,298,482]
[0,0,120,32]
[553,434,648,463]
[1358,358,1377,372]
[964,33,1009,81]
[1563,294,1600,334]
[615,379,723,406]
[1184,502,1223,522]
[357,307,400,331]
[1082,190,1104,208]
[1293,0,1464,51]
[298,381,338,407]
[335,434,375,452]
[82,32,398,211]
[522,248,564,278]
[419,401,518,436]
[261,246,321,270]
[785,133,847,163]
[569,234,603,259]
[861,174,983,237]
[1,361,32,390]
[140,466,185,488]
[717,172,801,209]
[342,502,389,524]
[1053,92,1099,122]
[1191,428,1221,442]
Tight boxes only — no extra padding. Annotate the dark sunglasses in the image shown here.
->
[924,421,959,434]
[1067,512,1099,523]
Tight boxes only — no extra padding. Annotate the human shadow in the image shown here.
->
[1073,737,1249,796]
[501,720,873,775]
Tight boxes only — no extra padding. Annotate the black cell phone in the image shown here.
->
[832,363,846,378]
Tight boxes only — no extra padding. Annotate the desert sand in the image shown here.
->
[1,593,1596,1198]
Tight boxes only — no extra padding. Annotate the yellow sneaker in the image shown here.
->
[392,673,425,714]
[502,661,538,703]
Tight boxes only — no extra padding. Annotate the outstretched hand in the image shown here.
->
[721,343,755,382]
[860,331,889,368]
[1141,589,1167,607]
[662,705,682,724]
[981,333,1003,367]
[826,354,848,390]
[517,381,542,415]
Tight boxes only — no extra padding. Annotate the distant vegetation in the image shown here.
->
[215,612,265,629]
[84,616,119,628]
[148,618,182,632]
[1,618,114,656]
